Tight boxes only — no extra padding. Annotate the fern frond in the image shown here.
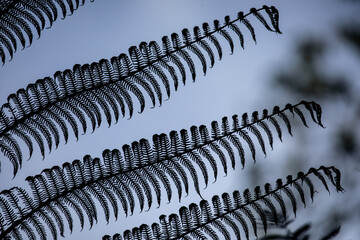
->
[258,218,341,240]
[103,166,343,240]
[0,101,322,239]
[0,0,94,65]
[0,6,282,175]
[320,226,341,240]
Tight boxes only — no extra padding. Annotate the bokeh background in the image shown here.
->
[1,0,359,239]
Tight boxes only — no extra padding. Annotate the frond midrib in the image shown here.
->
[0,6,267,138]
[0,100,298,238]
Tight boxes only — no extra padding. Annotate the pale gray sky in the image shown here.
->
[0,0,359,239]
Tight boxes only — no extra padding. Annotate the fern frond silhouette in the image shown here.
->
[0,101,322,239]
[0,0,94,65]
[0,2,348,239]
[0,6,282,176]
[257,218,341,240]
[102,166,343,240]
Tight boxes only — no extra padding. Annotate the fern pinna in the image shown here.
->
[0,0,94,65]
[0,6,282,175]
[0,101,322,239]
[102,166,344,240]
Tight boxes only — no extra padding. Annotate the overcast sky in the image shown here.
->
[0,0,359,239]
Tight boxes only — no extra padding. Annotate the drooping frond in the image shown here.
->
[103,166,343,240]
[0,5,282,175]
[258,218,341,240]
[0,101,323,239]
[0,0,94,65]
[320,226,341,240]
